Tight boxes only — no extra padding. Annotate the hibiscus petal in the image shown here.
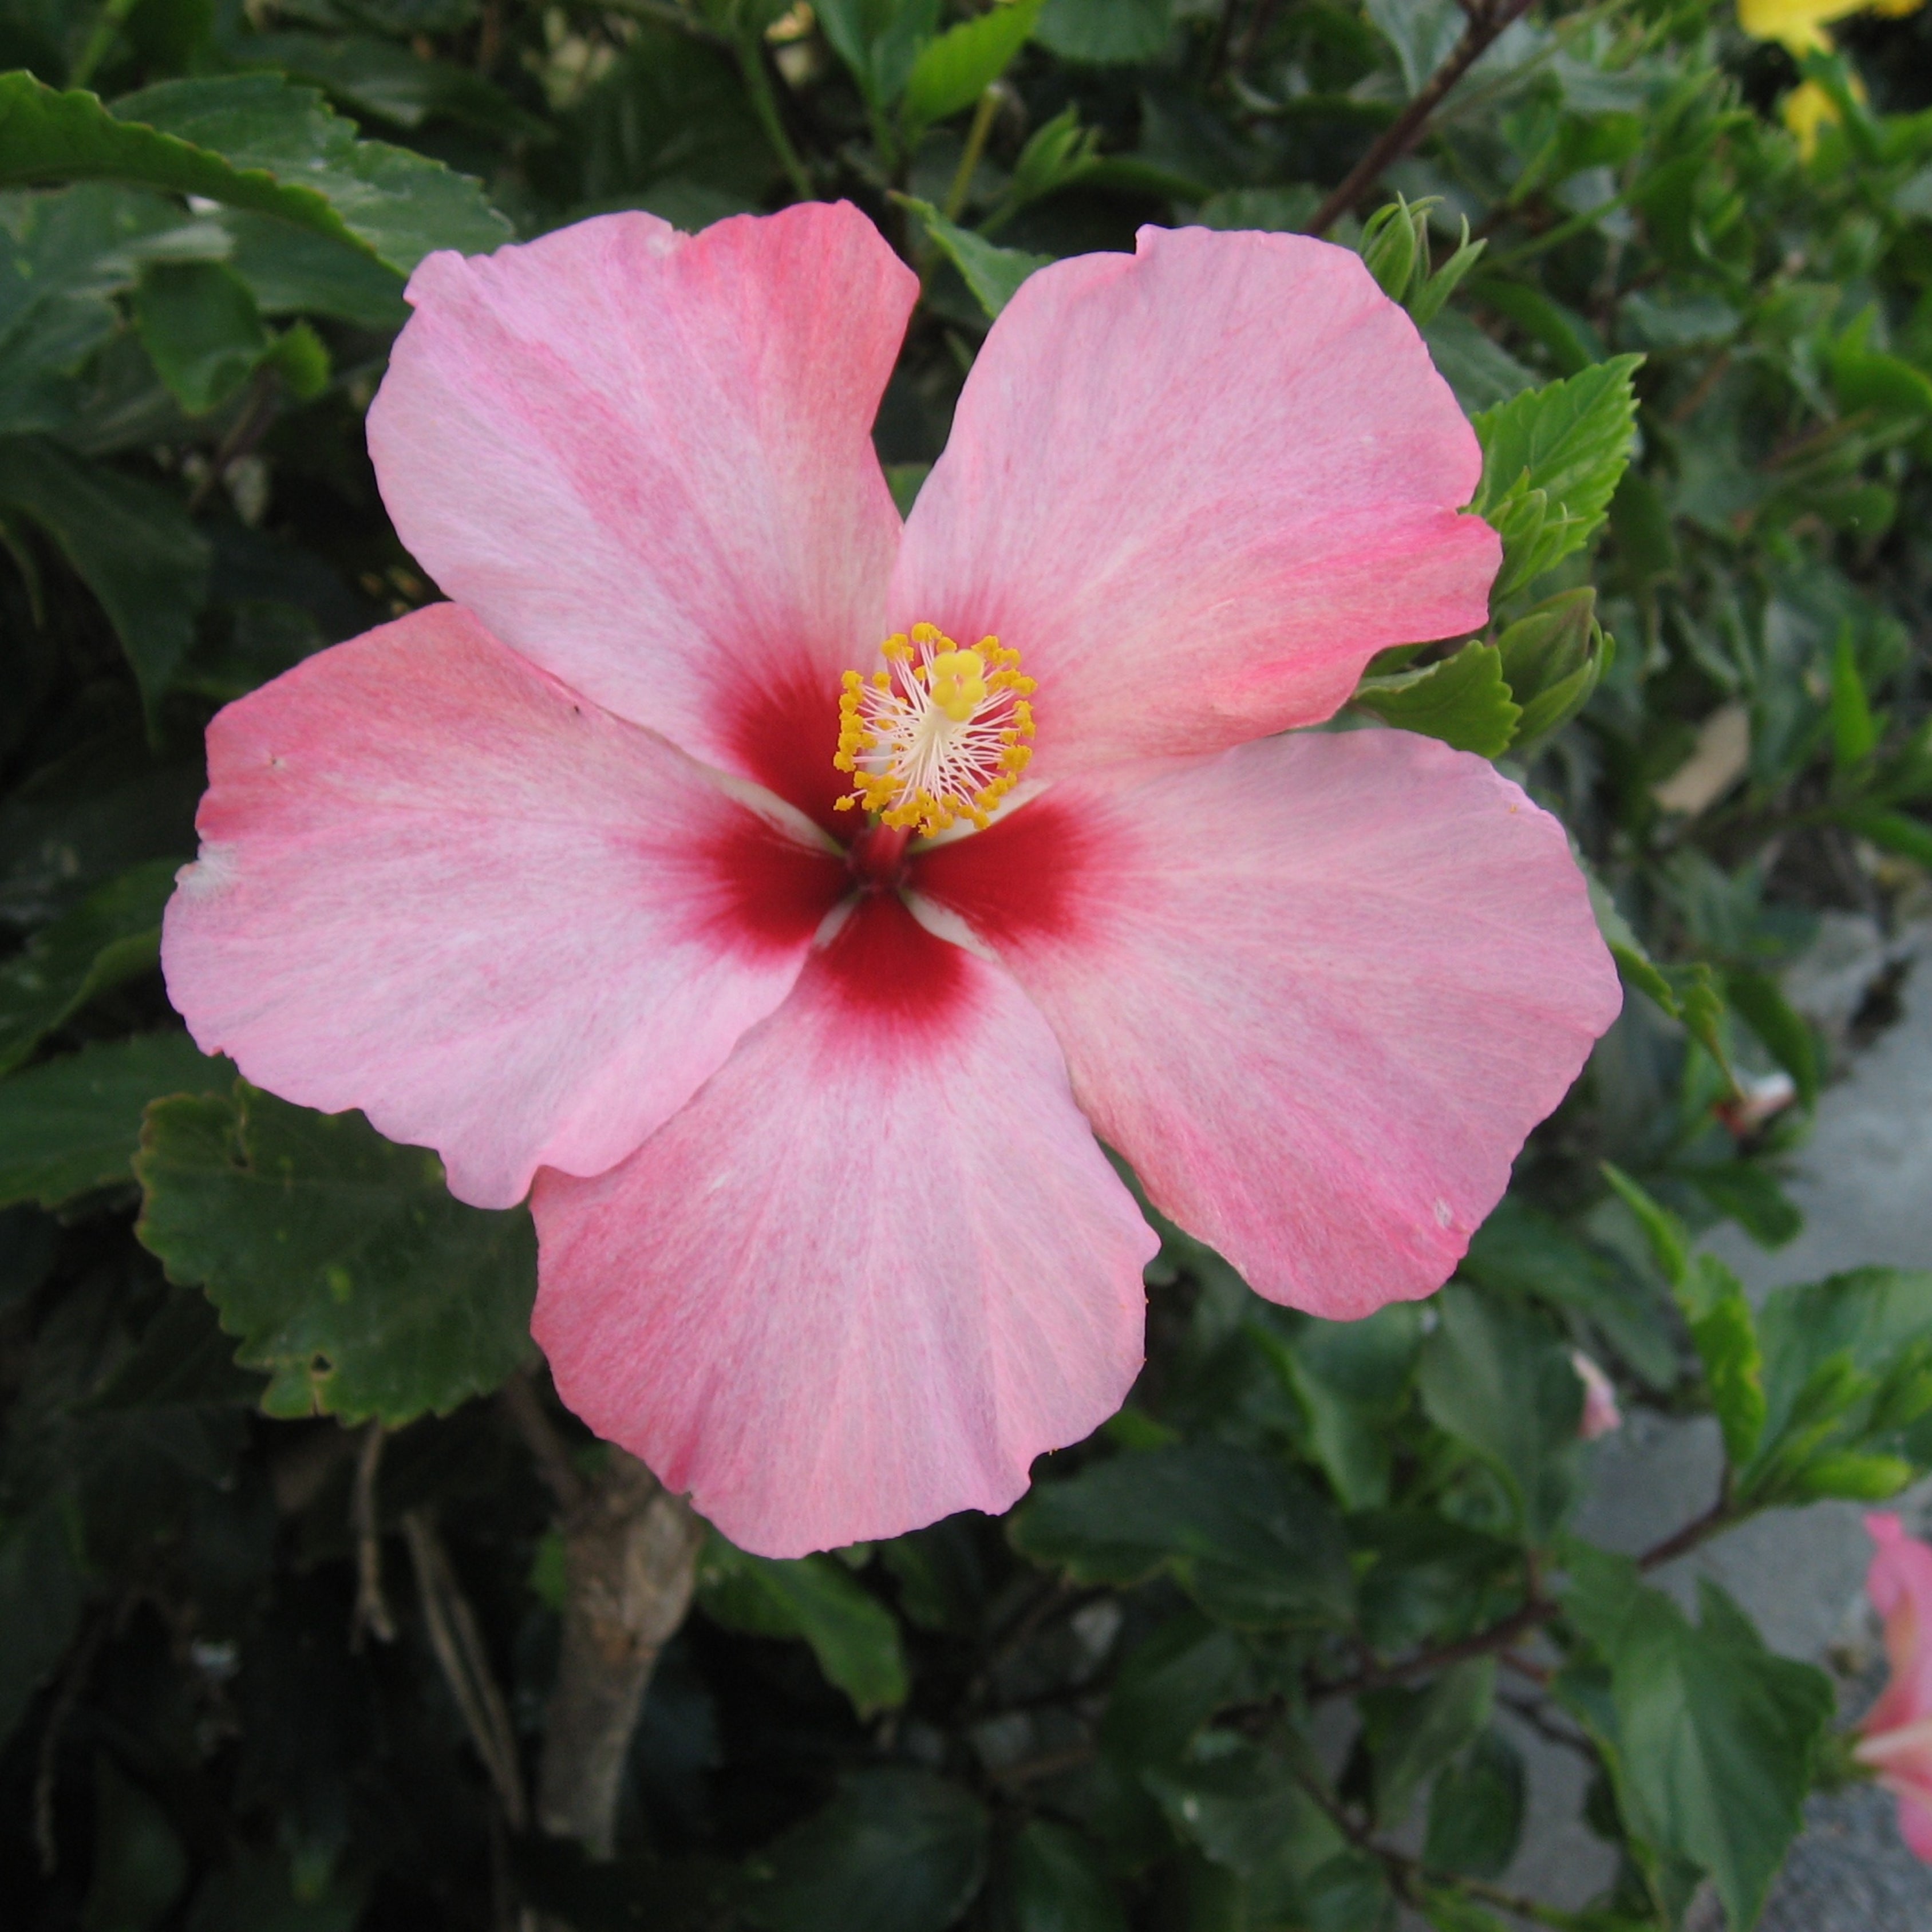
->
[366,203,916,824]
[1865,1513,1932,1741]
[163,603,847,1210]
[531,894,1154,1558]
[916,729,1621,1316]
[890,225,1499,776]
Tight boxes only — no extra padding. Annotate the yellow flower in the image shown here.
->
[1780,68,1869,157]
[1739,0,1922,52]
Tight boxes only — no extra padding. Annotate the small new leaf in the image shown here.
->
[1352,642,1521,758]
[1472,357,1643,601]
[898,195,1050,319]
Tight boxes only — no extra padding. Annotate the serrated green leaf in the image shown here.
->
[1678,1255,1765,1468]
[0,74,508,275]
[219,211,408,330]
[1261,1304,1421,1508]
[0,434,208,716]
[741,1769,987,1932]
[1471,357,1642,600]
[133,258,268,415]
[1145,1742,1341,1883]
[1352,642,1521,757]
[0,856,177,1075]
[903,0,1041,132]
[899,194,1049,319]
[1416,1285,1582,1541]
[816,0,945,107]
[1010,1443,1353,1629]
[1586,871,1675,1012]
[0,1031,230,1209]
[700,1538,908,1718]
[135,1081,536,1425]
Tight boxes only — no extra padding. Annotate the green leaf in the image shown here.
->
[133,258,268,415]
[0,74,509,275]
[903,0,1041,132]
[0,1496,85,1750]
[1424,1729,1525,1880]
[1416,1285,1582,1541]
[1725,970,1819,1110]
[1364,1658,1495,1827]
[1100,1612,1254,1767]
[1263,1305,1421,1508]
[699,1537,909,1718]
[0,434,208,717]
[1678,1255,1766,1468]
[815,0,945,108]
[1838,807,1932,868]
[1578,1575,1832,1930]
[741,1769,988,1932]
[1586,870,1676,1013]
[1351,643,1521,757]
[135,1081,536,1425]
[1680,1161,1803,1249]
[1494,588,1610,744]
[1145,1742,1342,1884]
[1035,0,1170,63]
[1828,623,1878,769]
[1597,1163,1689,1289]
[1471,357,1643,600]
[82,1755,189,1932]
[1010,1443,1354,1629]
[997,1820,1127,1932]
[0,181,207,437]
[1459,1196,1677,1393]
[220,212,408,330]
[0,856,178,1076]
[0,1031,230,1209]
[899,195,1050,319]
[86,1287,266,1411]
[885,461,930,518]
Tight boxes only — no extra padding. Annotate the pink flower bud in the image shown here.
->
[1572,1349,1623,1440]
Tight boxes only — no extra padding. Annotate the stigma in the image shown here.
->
[834,622,1035,837]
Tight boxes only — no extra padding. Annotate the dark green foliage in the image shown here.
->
[2,3,1931,1930]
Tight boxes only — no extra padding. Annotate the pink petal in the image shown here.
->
[1896,1788,1932,1865]
[366,204,917,826]
[889,226,1498,778]
[1864,1514,1932,1740]
[530,894,1155,1557]
[163,604,847,1209]
[915,729,1621,1317]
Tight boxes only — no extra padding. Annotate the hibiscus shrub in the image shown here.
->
[4,2,1932,1930]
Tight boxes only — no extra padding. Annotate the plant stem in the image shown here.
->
[70,0,138,89]
[536,1449,704,1855]
[1307,0,1536,236]
[734,26,815,203]
[1309,1499,1741,1699]
[943,87,1002,222]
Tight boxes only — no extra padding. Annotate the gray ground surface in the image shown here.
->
[1498,917,1932,1929]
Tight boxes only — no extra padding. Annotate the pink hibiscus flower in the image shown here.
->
[161,202,1620,1557]
[1858,1512,1932,1858]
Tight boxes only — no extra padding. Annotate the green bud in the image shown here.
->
[1793,1450,1915,1500]
[1496,587,1610,744]
[1360,197,1422,303]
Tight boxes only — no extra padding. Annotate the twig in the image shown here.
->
[187,367,279,516]
[350,1422,397,1650]
[1236,0,1285,70]
[1307,0,1537,236]
[1309,1500,1741,1700]
[499,1370,586,1517]
[34,1612,109,1874]
[404,1509,528,1831]
[943,86,1003,222]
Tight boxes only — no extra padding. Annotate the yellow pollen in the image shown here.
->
[833,624,1036,837]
